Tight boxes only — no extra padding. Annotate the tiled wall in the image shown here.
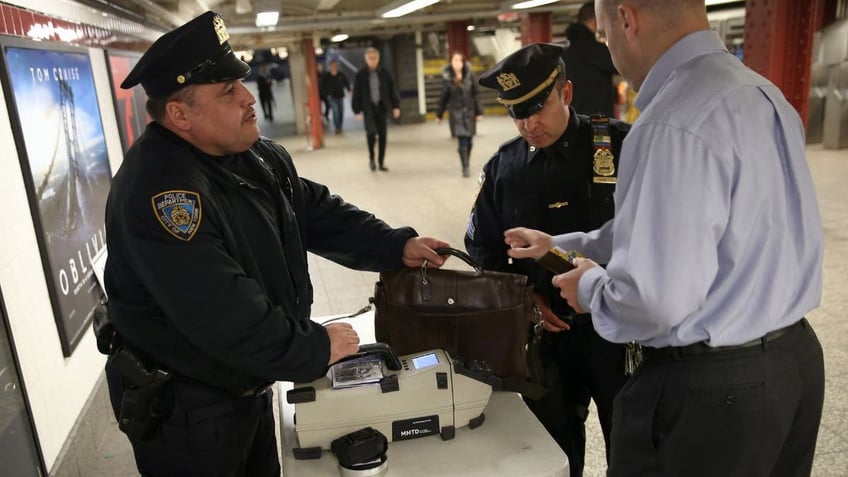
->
[0,1,128,471]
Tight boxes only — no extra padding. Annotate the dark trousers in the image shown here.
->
[259,94,273,122]
[329,96,345,131]
[524,322,629,477]
[105,362,280,477]
[322,96,331,118]
[366,105,388,166]
[609,319,824,477]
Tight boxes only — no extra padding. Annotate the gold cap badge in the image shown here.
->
[497,72,520,91]
[213,15,229,45]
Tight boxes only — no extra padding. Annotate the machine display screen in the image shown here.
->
[411,353,439,369]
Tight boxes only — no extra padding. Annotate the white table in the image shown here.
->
[277,311,569,476]
[279,385,568,476]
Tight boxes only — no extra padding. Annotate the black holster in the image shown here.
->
[109,347,172,441]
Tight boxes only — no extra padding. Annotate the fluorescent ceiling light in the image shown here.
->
[511,0,558,9]
[378,0,441,19]
[331,33,349,42]
[705,0,739,5]
[255,11,279,27]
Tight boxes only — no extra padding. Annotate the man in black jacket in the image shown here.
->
[563,1,618,117]
[352,47,401,171]
[321,59,352,134]
[105,12,447,477]
[468,43,630,477]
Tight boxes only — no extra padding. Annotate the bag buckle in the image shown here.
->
[531,305,542,325]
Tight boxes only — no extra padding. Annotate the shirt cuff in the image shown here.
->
[577,265,607,316]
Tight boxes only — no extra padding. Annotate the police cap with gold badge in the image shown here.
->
[478,43,565,119]
[121,11,250,98]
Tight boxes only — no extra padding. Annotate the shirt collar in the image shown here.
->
[527,107,580,163]
[634,30,728,111]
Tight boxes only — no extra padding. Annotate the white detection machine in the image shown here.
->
[286,345,497,456]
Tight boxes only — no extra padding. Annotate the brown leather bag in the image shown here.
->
[373,248,536,379]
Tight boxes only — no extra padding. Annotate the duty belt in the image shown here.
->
[642,318,807,360]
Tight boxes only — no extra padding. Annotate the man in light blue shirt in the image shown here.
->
[504,0,825,475]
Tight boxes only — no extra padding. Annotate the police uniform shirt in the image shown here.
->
[105,123,417,390]
[465,108,628,317]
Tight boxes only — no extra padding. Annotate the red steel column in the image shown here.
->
[446,20,471,59]
[743,0,824,127]
[520,12,552,45]
[301,36,324,149]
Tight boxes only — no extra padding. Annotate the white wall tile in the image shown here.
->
[0,46,117,469]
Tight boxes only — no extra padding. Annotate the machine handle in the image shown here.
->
[336,343,403,371]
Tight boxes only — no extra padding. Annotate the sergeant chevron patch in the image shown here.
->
[151,190,202,241]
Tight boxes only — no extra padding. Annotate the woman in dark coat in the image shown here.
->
[436,51,483,177]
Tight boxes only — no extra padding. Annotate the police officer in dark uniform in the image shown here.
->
[103,11,448,477]
[466,43,629,477]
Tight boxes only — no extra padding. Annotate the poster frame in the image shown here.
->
[104,49,148,153]
[0,35,112,356]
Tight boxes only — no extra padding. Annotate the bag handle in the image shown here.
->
[434,247,482,273]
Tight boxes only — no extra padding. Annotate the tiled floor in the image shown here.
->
[88,108,848,476]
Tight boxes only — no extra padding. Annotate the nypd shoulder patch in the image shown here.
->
[151,190,202,241]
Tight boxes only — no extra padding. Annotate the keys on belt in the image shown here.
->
[624,341,642,376]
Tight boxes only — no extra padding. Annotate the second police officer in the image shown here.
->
[466,43,630,477]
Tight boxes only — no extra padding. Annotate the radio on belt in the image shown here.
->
[286,343,499,457]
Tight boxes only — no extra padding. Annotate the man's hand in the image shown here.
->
[504,227,553,260]
[326,323,360,365]
[392,108,401,119]
[533,293,571,332]
[355,113,363,121]
[402,236,449,268]
[551,257,599,314]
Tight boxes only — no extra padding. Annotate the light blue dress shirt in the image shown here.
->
[553,30,823,347]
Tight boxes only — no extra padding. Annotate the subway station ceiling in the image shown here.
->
[80,0,588,49]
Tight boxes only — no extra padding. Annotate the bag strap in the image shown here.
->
[434,247,481,273]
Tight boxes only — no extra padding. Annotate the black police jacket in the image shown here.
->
[465,110,629,318]
[105,123,416,392]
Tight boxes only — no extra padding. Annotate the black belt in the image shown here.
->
[643,318,807,360]
[169,374,273,399]
[240,383,274,398]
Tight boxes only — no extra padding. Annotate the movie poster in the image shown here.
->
[0,38,111,356]
[106,51,149,152]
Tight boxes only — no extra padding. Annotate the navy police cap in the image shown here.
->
[478,43,565,119]
[121,11,250,98]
